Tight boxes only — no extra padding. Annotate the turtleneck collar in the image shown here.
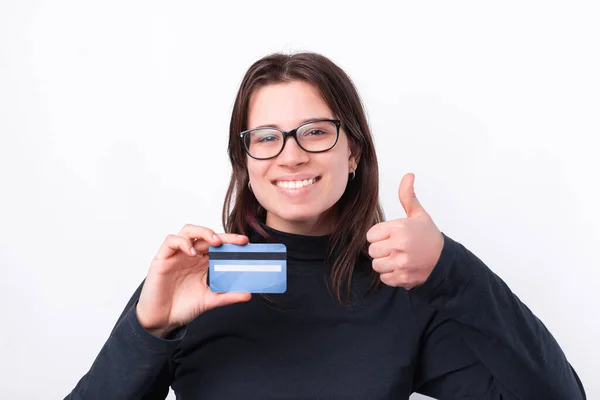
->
[248,222,330,263]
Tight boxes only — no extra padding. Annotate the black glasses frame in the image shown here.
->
[240,119,342,160]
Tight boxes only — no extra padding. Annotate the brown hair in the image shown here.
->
[221,52,384,303]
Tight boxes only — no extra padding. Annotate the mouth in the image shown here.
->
[272,176,321,190]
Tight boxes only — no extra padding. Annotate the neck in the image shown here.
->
[265,209,337,236]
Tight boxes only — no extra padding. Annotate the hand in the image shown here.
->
[136,224,252,338]
[366,173,444,290]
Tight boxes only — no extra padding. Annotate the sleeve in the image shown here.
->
[64,281,186,400]
[409,233,587,399]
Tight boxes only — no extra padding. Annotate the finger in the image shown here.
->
[193,240,211,254]
[178,224,250,247]
[366,222,391,243]
[368,241,392,259]
[379,271,397,286]
[398,173,425,218]
[215,233,250,245]
[380,272,417,289]
[178,224,224,246]
[374,235,410,256]
[192,233,249,255]
[155,234,199,260]
[372,257,396,274]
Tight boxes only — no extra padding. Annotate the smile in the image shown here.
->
[274,176,321,189]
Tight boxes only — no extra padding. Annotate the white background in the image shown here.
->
[1,1,598,399]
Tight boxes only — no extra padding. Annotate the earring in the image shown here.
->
[349,170,356,181]
[248,180,253,192]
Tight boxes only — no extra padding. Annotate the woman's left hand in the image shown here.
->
[367,173,445,290]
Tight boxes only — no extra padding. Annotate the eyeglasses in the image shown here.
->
[240,119,341,160]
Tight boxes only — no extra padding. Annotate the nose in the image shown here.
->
[276,136,310,168]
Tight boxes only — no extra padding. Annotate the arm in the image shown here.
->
[64,281,184,400]
[410,234,586,399]
[64,226,251,399]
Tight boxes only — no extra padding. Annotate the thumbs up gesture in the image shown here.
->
[366,173,445,290]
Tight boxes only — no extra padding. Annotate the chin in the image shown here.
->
[277,210,322,223]
[270,203,335,225]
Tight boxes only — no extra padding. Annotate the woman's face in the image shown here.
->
[246,81,357,235]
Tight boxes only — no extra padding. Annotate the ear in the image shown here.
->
[349,156,358,173]
[348,139,361,171]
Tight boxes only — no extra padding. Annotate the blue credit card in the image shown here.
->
[208,243,287,294]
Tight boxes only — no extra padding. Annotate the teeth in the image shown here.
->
[276,178,317,189]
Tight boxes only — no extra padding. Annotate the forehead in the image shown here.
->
[247,81,334,130]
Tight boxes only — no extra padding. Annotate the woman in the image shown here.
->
[66,52,586,399]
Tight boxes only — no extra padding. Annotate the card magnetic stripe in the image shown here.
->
[209,252,286,260]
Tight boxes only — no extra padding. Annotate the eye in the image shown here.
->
[257,135,279,143]
[306,129,326,136]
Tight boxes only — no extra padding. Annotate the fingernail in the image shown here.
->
[212,234,219,241]
[190,247,197,256]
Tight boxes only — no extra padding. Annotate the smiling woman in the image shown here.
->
[64,52,587,400]
[223,54,384,301]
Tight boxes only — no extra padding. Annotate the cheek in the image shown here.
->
[329,148,352,181]
[247,159,269,181]
[247,160,276,206]
[317,153,351,203]
[331,160,351,193]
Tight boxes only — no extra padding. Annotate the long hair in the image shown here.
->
[222,52,385,303]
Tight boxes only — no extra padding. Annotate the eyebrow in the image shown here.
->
[252,117,334,130]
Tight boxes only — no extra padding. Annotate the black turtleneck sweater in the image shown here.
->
[65,226,586,399]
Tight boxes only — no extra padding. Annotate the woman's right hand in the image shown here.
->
[136,224,252,338]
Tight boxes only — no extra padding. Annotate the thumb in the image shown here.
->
[398,173,425,217]
[210,292,252,309]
